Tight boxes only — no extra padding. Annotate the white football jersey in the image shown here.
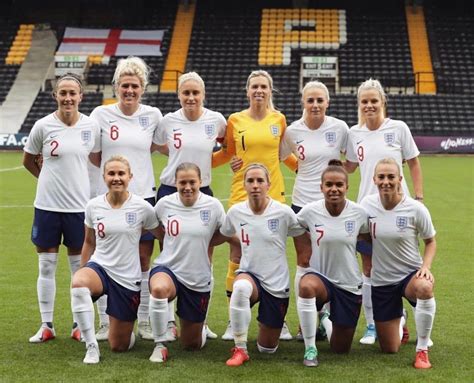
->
[153,192,226,292]
[220,199,305,298]
[85,193,159,291]
[154,108,226,187]
[346,118,420,202]
[297,199,369,294]
[90,103,163,199]
[24,113,100,212]
[282,116,349,206]
[360,194,436,287]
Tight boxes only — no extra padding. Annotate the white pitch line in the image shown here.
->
[0,205,32,208]
[0,166,24,172]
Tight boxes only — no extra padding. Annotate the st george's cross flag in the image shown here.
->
[57,27,164,56]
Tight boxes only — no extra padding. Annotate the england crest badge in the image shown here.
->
[268,218,279,233]
[325,131,336,145]
[126,212,137,225]
[345,220,355,235]
[200,210,211,225]
[204,124,216,138]
[384,132,395,145]
[139,116,149,128]
[81,130,91,143]
[270,125,279,137]
[396,216,408,231]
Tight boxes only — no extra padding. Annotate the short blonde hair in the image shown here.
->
[357,78,387,125]
[302,80,330,102]
[178,72,205,94]
[112,56,150,89]
[103,155,132,175]
[246,70,275,111]
[374,157,401,176]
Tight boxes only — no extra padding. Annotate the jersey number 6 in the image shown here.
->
[110,126,119,141]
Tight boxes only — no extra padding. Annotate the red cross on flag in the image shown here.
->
[57,27,164,56]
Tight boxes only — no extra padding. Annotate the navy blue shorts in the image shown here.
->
[243,272,289,329]
[291,204,302,214]
[150,265,210,323]
[307,272,362,328]
[356,239,372,255]
[372,271,417,322]
[156,184,213,201]
[31,208,84,249]
[141,197,156,241]
[86,262,140,322]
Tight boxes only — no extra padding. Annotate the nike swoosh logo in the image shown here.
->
[314,224,324,228]
[96,216,105,221]
[167,214,176,218]
[172,129,181,132]
[107,120,117,123]
[238,130,246,134]
[296,140,304,144]
[356,140,363,145]
[49,134,58,139]
[368,216,376,219]
[239,223,248,227]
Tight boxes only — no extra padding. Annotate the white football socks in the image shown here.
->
[96,295,109,326]
[137,270,150,323]
[71,287,96,346]
[230,279,253,350]
[149,296,169,343]
[68,255,81,325]
[362,275,374,326]
[297,296,317,349]
[415,297,436,351]
[37,252,58,323]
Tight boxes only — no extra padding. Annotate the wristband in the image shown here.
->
[415,196,424,201]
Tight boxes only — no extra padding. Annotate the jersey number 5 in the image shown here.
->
[173,133,182,149]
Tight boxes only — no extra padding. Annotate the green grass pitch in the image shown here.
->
[0,152,473,382]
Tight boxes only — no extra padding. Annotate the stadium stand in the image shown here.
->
[0,22,21,104]
[2,0,473,138]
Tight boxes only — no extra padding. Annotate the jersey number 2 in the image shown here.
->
[50,140,59,157]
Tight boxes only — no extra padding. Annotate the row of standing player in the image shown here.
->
[22,56,435,368]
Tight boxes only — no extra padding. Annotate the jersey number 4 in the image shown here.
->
[241,228,250,246]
